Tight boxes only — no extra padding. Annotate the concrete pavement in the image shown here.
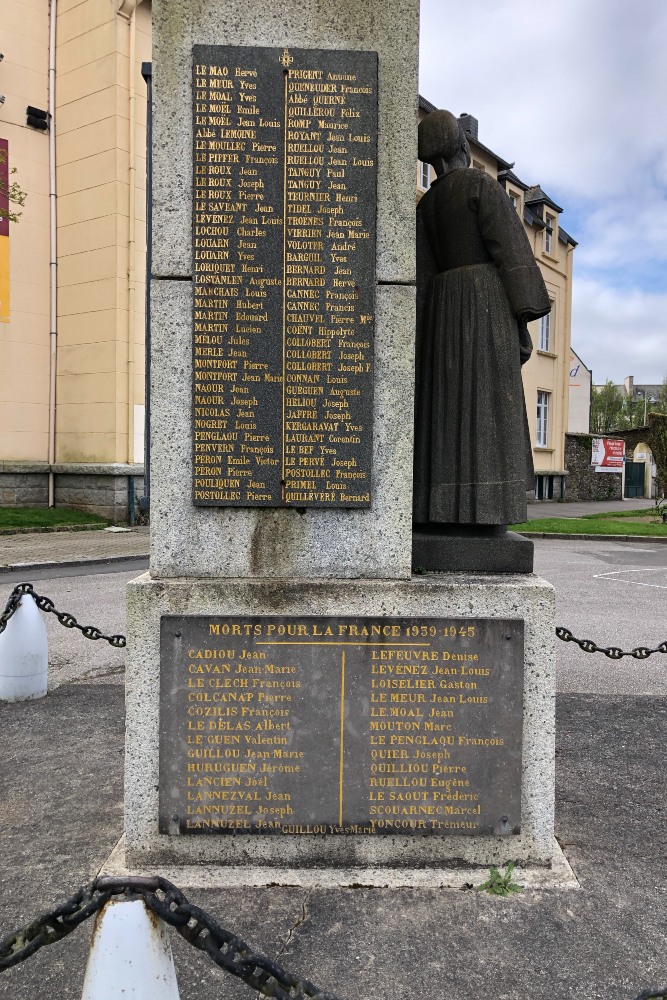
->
[528,498,656,519]
[1,682,665,999]
[0,525,149,571]
[0,498,660,573]
[0,533,666,998]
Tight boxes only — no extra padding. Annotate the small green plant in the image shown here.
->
[476,862,522,897]
[653,495,667,524]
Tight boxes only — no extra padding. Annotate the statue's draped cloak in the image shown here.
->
[413,168,551,525]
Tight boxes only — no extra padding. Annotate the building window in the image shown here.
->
[539,305,552,352]
[419,160,431,190]
[472,159,486,173]
[545,213,555,254]
[509,192,518,211]
[536,390,550,447]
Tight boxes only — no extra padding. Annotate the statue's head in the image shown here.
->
[418,110,471,176]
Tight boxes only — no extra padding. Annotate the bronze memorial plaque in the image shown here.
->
[192,45,377,507]
[159,616,524,836]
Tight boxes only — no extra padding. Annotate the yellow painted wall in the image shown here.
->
[1,0,150,467]
[416,110,575,485]
[0,0,51,462]
[55,0,150,463]
[522,213,574,476]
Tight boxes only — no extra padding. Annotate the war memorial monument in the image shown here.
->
[124,0,557,885]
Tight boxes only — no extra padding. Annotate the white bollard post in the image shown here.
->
[81,899,181,999]
[0,593,48,701]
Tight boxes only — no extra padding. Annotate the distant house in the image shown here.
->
[618,376,661,422]
[590,377,662,499]
[568,350,592,433]
[417,100,577,501]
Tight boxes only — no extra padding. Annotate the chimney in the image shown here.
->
[458,113,478,141]
[624,375,634,397]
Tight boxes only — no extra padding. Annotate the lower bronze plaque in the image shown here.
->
[159,616,523,836]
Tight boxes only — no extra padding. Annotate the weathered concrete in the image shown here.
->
[0,463,145,522]
[2,684,666,1000]
[125,572,556,872]
[151,0,419,284]
[149,281,415,579]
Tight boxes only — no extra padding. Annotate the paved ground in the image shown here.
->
[0,526,149,570]
[0,498,658,572]
[534,539,667,695]
[1,538,663,694]
[1,685,665,1000]
[0,529,666,999]
[527,498,656,519]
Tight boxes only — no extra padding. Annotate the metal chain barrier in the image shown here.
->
[0,875,340,1000]
[0,874,663,999]
[555,626,667,661]
[0,583,126,648]
[2,581,667,661]
[1,584,666,998]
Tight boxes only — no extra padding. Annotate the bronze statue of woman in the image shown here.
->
[413,110,551,573]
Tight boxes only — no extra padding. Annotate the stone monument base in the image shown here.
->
[102,836,578,890]
[125,572,555,872]
[412,527,534,574]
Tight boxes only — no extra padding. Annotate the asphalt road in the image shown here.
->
[534,539,667,695]
[1,541,666,1000]
[1,538,664,693]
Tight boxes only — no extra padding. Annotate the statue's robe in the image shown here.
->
[413,167,551,526]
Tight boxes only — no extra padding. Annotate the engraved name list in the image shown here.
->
[160,616,524,837]
[192,45,377,507]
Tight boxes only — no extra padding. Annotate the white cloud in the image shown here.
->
[572,278,667,384]
[419,0,667,383]
[419,0,667,201]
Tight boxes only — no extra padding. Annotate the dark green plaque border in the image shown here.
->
[159,615,524,837]
[192,45,377,508]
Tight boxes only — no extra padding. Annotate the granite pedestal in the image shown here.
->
[122,0,559,886]
[413,527,534,574]
[125,572,555,876]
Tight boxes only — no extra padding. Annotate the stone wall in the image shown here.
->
[53,466,145,522]
[0,463,50,507]
[564,433,623,502]
[0,463,144,522]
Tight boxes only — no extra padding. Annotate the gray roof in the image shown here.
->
[497,168,528,192]
[524,206,546,230]
[558,226,578,248]
[417,96,576,244]
[468,136,512,171]
[525,185,563,214]
[418,95,438,115]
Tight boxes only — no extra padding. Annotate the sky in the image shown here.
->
[419,0,667,386]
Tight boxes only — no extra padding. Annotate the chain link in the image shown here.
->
[555,626,667,660]
[0,583,664,996]
[0,875,339,999]
[3,582,667,661]
[0,583,126,648]
[0,874,663,999]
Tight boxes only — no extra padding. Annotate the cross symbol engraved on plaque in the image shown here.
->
[280,47,293,67]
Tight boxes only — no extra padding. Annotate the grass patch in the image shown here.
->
[580,508,660,521]
[0,507,108,530]
[511,515,667,537]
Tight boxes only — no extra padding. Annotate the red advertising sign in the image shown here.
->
[591,437,624,472]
